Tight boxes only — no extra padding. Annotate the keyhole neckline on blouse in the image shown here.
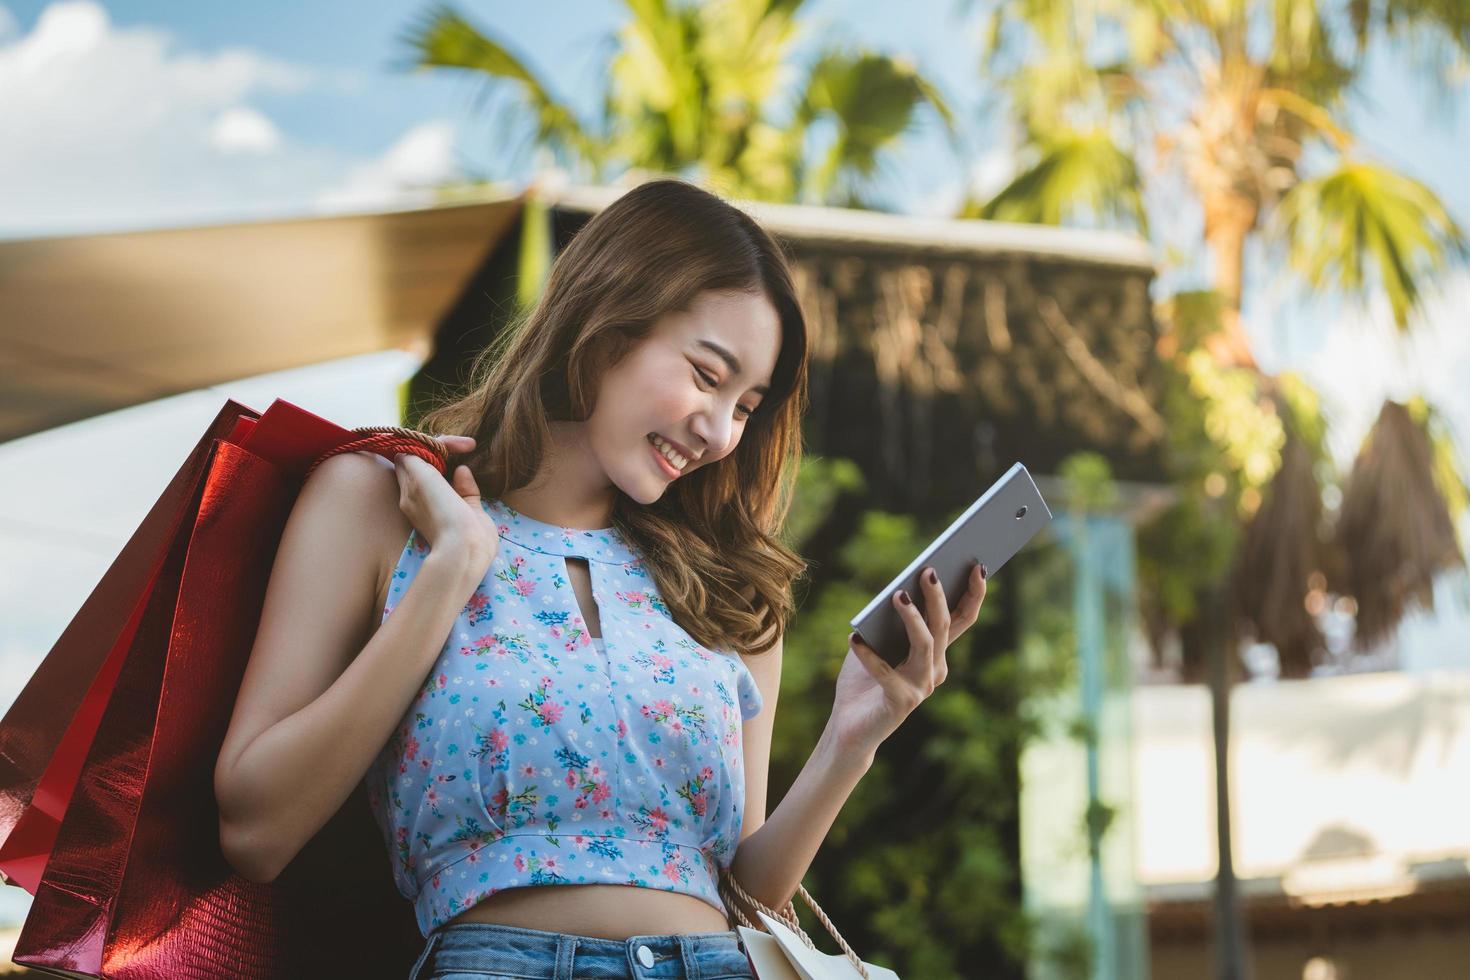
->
[483,498,637,566]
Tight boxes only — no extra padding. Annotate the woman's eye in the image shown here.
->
[694,367,755,419]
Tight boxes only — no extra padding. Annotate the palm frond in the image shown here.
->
[1273,160,1468,329]
[797,50,956,204]
[979,128,1148,232]
[1350,0,1470,63]
[400,3,595,164]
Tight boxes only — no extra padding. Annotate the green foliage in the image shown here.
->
[781,456,866,548]
[1059,451,1119,512]
[1180,350,1284,493]
[401,3,601,170]
[1274,161,1468,329]
[975,127,1147,232]
[403,0,956,207]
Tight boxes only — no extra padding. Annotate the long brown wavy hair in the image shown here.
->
[416,178,810,657]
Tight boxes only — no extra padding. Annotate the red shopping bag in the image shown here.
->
[0,398,445,978]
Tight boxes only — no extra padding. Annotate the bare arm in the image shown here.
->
[213,452,476,883]
[729,715,872,913]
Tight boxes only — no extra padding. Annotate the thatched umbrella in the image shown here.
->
[1231,427,1328,676]
[1336,400,1464,648]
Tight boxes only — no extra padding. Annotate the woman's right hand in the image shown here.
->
[392,435,501,588]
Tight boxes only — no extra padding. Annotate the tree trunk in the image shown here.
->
[1201,187,1259,371]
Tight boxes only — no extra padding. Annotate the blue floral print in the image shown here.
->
[362,498,765,937]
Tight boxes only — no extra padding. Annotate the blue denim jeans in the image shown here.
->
[406,921,757,980]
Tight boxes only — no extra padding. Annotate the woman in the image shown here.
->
[214,177,988,979]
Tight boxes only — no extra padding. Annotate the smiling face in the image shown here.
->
[588,288,782,503]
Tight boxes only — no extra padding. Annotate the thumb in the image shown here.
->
[451,464,481,502]
[848,632,896,680]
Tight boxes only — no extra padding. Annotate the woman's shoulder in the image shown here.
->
[305,451,413,621]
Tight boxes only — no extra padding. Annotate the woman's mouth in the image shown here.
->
[648,434,687,479]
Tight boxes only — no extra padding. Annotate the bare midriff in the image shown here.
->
[441,883,732,939]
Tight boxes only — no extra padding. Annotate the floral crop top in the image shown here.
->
[362,498,765,937]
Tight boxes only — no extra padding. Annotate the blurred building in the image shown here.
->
[1137,668,1470,980]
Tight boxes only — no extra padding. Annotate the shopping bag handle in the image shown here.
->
[719,867,870,978]
[304,426,451,482]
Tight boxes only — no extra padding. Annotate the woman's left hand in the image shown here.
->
[828,561,988,759]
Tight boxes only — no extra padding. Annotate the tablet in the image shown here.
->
[849,462,1053,666]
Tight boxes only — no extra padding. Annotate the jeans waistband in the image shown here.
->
[408,920,750,980]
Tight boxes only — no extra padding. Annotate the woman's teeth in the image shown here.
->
[649,434,688,470]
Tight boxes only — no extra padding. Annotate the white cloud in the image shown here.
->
[210,105,281,154]
[313,120,459,213]
[0,1,451,237]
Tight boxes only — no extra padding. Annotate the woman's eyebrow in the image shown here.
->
[696,339,770,395]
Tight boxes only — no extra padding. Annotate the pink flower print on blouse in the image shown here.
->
[470,722,511,772]
[553,746,612,811]
[519,676,565,727]
[513,852,570,885]
[417,669,450,701]
[490,785,540,829]
[631,642,676,683]
[424,775,453,818]
[492,554,537,599]
[530,610,595,651]
[616,589,671,618]
[640,698,709,745]
[448,812,505,850]
[677,766,715,818]
[631,804,673,839]
[462,630,533,664]
[393,826,412,878]
[661,848,695,884]
[464,587,494,626]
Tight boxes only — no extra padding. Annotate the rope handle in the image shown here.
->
[304,426,451,482]
[719,867,870,979]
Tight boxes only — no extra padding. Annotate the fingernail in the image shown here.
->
[927,569,937,585]
[980,564,989,580]
[899,590,911,605]
[848,632,857,644]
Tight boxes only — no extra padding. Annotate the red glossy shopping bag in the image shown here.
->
[0,397,442,978]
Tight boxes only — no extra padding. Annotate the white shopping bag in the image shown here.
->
[737,925,805,980]
[747,910,901,980]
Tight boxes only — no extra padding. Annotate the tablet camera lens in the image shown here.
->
[1015,505,1027,519]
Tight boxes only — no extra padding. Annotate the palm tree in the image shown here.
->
[399,0,959,208]
[966,2,1470,976]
